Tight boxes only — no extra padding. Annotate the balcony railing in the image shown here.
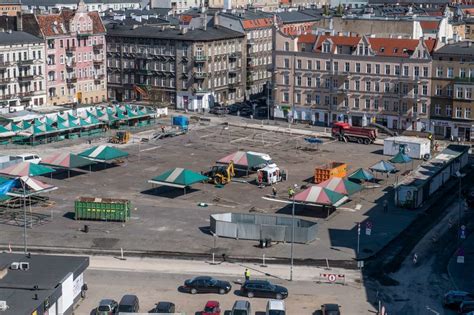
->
[455,76,474,84]
[66,77,78,84]
[194,72,207,79]
[18,59,35,66]
[194,55,207,63]
[18,75,34,82]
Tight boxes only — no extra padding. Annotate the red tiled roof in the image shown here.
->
[36,10,105,37]
[313,35,360,52]
[420,20,440,31]
[242,18,273,30]
[280,0,290,4]
[297,33,316,44]
[368,37,437,57]
[463,8,474,15]
[179,15,193,24]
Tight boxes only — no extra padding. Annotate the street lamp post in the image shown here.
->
[456,170,465,245]
[266,81,270,122]
[290,183,298,281]
[21,179,27,254]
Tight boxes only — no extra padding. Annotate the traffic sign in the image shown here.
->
[460,225,466,239]
[357,260,364,268]
[366,221,372,236]
[457,248,465,264]
[328,274,336,282]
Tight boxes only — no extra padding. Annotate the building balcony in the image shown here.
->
[18,91,33,99]
[65,46,76,54]
[194,55,207,63]
[18,59,35,66]
[66,77,78,84]
[194,72,207,79]
[93,59,104,67]
[229,52,240,59]
[454,77,474,85]
[77,32,92,38]
[247,39,254,46]
[18,75,34,82]
[332,70,349,77]
[138,69,153,75]
[66,61,76,68]
[93,43,104,50]
[228,83,237,90]
[193,87,208,95]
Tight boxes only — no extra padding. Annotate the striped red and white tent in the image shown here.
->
[0,162,55,177]
[294,186,348,207]
[217,151,248,166]
[316,177,363,196]
[41,152,95,169]
[6,176,57,197]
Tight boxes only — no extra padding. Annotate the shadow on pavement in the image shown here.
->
[140,186,199,199]
[49,168,87,180]
[276,204,335,219]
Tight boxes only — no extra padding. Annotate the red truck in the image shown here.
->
[331,122,377,144]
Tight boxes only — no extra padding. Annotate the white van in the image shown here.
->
[14,153,41,164]
[266,300,285,315]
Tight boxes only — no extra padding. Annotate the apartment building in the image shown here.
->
[23,0,107,106]
[430,41,474,141]
[218,11,274,98]
[21,0,141,14]
[0,0,21,17]
[106,23,246,110]
[273,31,436,131]
[0,30,46,114]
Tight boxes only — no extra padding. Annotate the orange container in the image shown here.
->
[314,162,347,184]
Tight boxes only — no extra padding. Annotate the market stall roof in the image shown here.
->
[148,168,208,188]
[79,145,129,161]
[348,168,374,181]
[7,176,58,197]
[0,162,55,177]
[217,151,268,169]
[316,177,363,196]
[41,152,95,169]
[294,186,348,207]
[390,152,412,164]
[369,160,396,173]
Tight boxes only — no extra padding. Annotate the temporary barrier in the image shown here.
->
[210,212,317,244]
[319,273,345,285]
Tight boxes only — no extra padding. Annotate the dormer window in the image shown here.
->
[323,43,330,53]
[364,46,369,55]
[393,48,398,53]
[358,45,363,55]
[380,47,385,53]
[284,42,289,51]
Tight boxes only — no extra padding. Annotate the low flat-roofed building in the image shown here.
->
[0,253,89,315]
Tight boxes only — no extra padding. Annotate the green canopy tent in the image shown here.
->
[0,162,55,177]
[57,114,67,123]
[0,125,9,133]
[33,118,43,127]
[4,122,22,132]
[148,168,208,194]
[79,145,129,162]
[348,168,374,182]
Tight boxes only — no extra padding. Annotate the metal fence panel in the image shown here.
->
[261,224,286,242]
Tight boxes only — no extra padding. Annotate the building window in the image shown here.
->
[435,104,441,115]
[457,87,463,98]
[414,66,420,78]
[316,61,320,70]
[296,76,301,86]
[365,99,370,109]
[355,63,360,73]
[344,80,349,90]
[315,95,320,104]
[466,108,471,118]
[332,79,338,89]
[447,67,454,78]
[375,64,380,74]
[366,81,371,92]
[395,65,400,75]
[456,107,462,118]
[344,62,350,72]
[375,82,380,92]
[446,105,452,116]
[385,65,390,75]
[325,61,331,71]
[332,96,337,106]
[374,99,379,110]
[284,42,289,51]
[307,60,312,70]
[343,97,348,107]
[467,88,472,99]
[323,43,330,53]
[423,67,428,77]
[384,83,390,92]
[413,85,419,96]
[284,58,289,68]
[383,100,389,111]
[355,80,360,91]
[307,77,312,87]
[306,94,311,104]
[295,93,301,103]
[413,104,417,113]
[297,59,302,69]
[447,85,453,97]
[354,98,359,108]
[421,103,426,114]
[422,85,428,96]
[334,62,338,72]
[436,85,442,96]
[325,78,330,89]
[324,96,330,105]
[403,65,409,76]
[460,68,466,78]
[436,67,443,77]
[316,77,320,88]
[283,92,289,102]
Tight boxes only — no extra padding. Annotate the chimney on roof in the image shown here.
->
[214,12,220,26]
[16,11,22,32]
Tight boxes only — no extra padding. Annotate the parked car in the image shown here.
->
[321,303,341,315]
[96,299,118,315]
[460,301,474,314]
[202,300,221,315]
[239,107,253,117]
[266,299,285,315]
[231,300,251,315]
[150,301,176,313]
[15,153,41,164]
[443,291,474,309]
[118,294,139,313]
[183,276,232,294]
[209,106,229,115]
[240,280,288,299]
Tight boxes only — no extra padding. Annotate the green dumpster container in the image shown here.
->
[74,197,131,222]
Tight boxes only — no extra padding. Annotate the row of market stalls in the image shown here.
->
[0,104,157,145]
[0,145,129,208]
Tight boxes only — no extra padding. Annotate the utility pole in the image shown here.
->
[290,183,298,281]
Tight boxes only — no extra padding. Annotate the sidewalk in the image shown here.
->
[87,255,361,284]
[447,230,474,292]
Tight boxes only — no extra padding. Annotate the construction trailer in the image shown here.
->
[395,145,469,209]
[383,136,431,160]
[314,162,347,184]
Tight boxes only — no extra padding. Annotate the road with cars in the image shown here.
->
[74,256,374,314]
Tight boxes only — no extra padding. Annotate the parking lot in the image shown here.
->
[0,115,422,261]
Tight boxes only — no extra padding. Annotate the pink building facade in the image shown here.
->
[23,0,106,106]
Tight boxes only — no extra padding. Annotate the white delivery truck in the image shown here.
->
[383,136,431,160]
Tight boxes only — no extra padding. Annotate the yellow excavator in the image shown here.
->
[109,131,131,144]
[203,161,235,185]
